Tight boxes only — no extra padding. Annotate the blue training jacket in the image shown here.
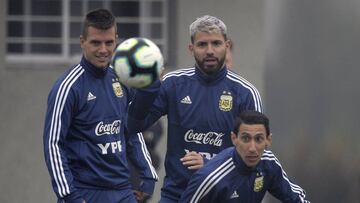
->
[128,65,263,200]
[179,147,310,203]
[43,57,158,202]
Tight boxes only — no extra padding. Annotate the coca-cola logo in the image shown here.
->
[95,120,121,136]
[184,129,224,147]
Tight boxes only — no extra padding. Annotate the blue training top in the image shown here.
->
[129,65,263,200]
[43,57,158,202]
[180,147,310,203]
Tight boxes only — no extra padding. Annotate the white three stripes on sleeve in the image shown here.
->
[136,133,159,180]
[162,67,195,81]
[48,64,84,197]
[262,150,309,203]
[190,158,235,203]
[226,71,263,113]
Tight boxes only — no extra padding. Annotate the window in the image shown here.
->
[6,0,169,65]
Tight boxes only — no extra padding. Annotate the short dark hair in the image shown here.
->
[82,8,116,38]
[233,111,270,136]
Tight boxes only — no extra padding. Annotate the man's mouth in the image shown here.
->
[97,56,108,62]
[246,155,259,162]
[204,58,217,65]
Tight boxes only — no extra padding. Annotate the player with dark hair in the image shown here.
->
[43,8,157,203]
[128,15,263,202]
[179,111,310,203]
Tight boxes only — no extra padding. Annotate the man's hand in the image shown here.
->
[133,190,150,202]
[180,151,204,170]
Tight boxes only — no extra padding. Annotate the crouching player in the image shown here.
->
[179,111,310,203]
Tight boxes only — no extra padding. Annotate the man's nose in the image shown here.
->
[99,43,107,52]
[248,141,257,152]
[206,44,215,55]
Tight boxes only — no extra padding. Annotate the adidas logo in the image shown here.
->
[87,92,97,101]
[181,96,192,104]
[230,190,239,199]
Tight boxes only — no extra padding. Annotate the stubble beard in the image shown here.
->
[195,56,226,76]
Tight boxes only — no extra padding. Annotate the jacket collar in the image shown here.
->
[232,147,259,175]
[81,56,108,78]
[195,64,228,84]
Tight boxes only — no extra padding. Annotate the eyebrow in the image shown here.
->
[240,132,265,137]
[89,39,115,43]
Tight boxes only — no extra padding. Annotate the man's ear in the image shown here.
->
[188,44,194,56]
[225,39,231,49]
[266,133,273,148]
[80,35,85,49]
[231,132,237,146]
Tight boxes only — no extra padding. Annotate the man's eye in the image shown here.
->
[106,41,114,46]
[92,41,101,46]
[241,136,250,142]
[255,137,264,143]
[213,41,222,46]
[197,43,207,47]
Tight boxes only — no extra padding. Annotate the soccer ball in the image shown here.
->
[111,37,163,88]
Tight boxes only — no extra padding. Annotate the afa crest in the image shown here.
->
[253,173,264,192]
[219,91,233,111]
[112,78,123,97]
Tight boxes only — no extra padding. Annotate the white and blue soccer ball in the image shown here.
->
[111,37,163,88]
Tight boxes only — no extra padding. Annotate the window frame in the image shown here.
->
[5,0,169,66]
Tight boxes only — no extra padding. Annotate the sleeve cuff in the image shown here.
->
[203,156,210,164]
[139,179,156,195]
[61,190,84,203]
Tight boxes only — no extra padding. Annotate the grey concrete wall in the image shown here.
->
[0,2,66,203]
[0,68,65,203]
[264,0,360,202]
